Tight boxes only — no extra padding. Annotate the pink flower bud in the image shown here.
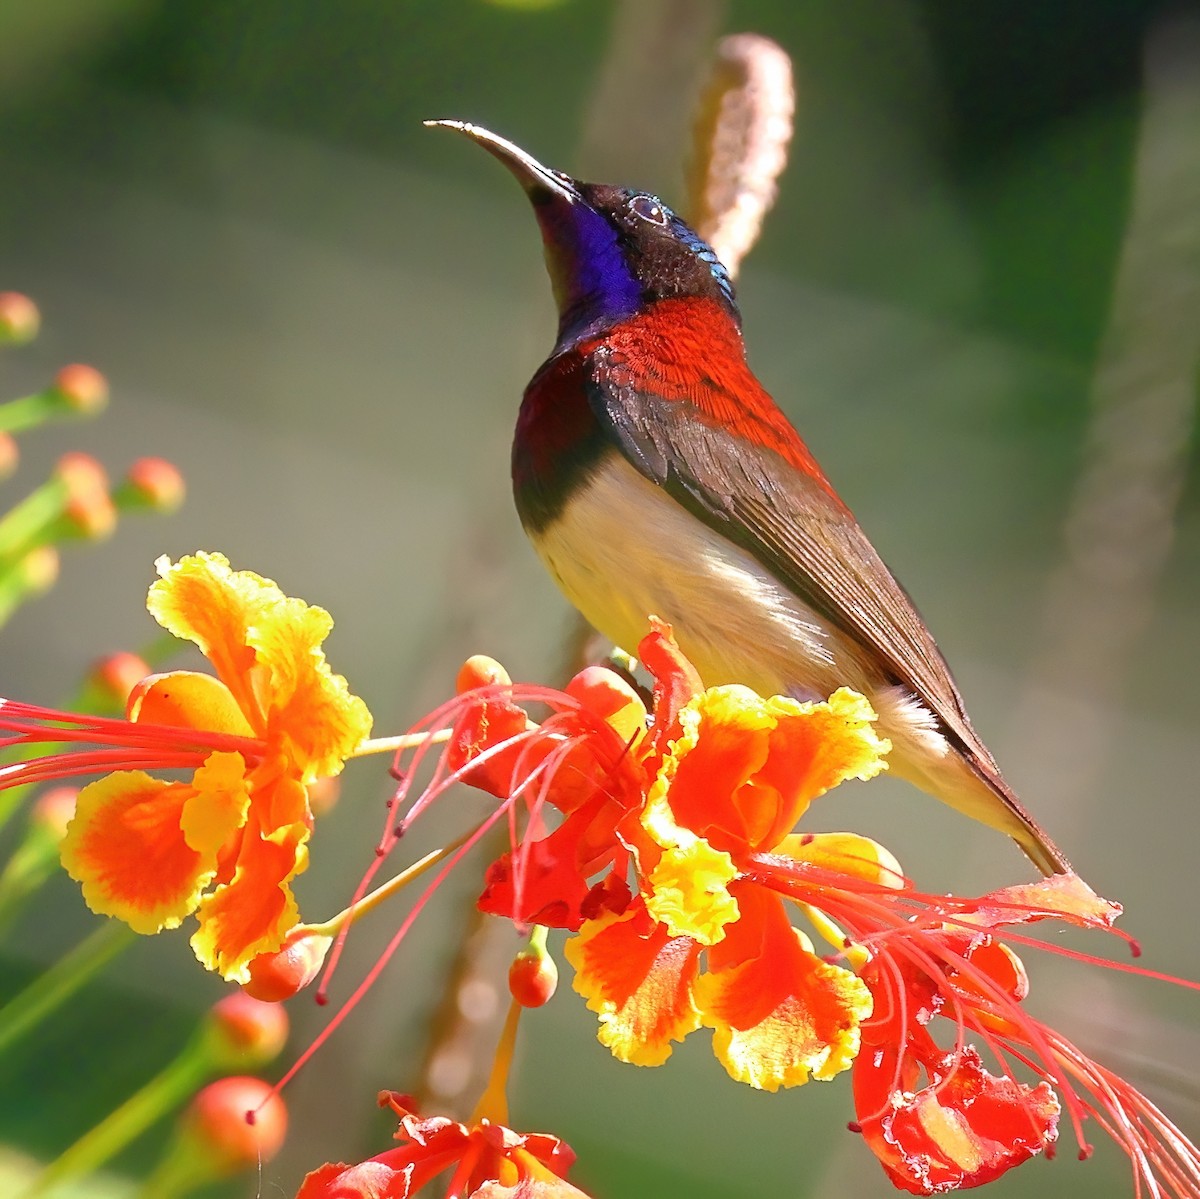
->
[0,431,18,480]
[52,364,108,414]
[121,457,185,513]
[307,775,341,818]
[86,651,151,710]
[243,929,333,1003]
[207,992,289,1068]
[0,292,40,344]
[30,786,77,841]
[508,944,559,1008]
[15,546,59,595]
[181,1076,287,1173]
[55,452,115,539]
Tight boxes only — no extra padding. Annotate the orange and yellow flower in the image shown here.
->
[453,625,890,1090]
[1,552,371,980]
[296,1092,588,1199]
[565,675,889,1089]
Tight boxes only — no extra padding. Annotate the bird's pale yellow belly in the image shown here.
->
[532,455,876,700]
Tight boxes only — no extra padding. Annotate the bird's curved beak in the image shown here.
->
[424,120,580,206]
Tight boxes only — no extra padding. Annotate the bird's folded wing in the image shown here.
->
[586,363,997,772]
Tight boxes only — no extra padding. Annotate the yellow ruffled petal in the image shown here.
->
[180,751,253,857]
[642,797,739,945]
[246,593,373,780]
[696,885,871,1090]
[147,553,280,722]
[61,772,218,934]
[564,908,702,1066]
[147,553,373,781]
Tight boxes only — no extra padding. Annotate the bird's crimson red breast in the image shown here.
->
[429,120,1071,878]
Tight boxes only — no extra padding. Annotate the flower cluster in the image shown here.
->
[442,622,1200,1196]
[4,558,1197,1199]
[0,552,372,981]
[298,1092,587,1199]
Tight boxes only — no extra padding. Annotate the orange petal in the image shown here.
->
[127,671,254,737]
[147,553,272,720]
[564,906,702,1066]
[661,685,773,851]
[656,687,888,858]
[696,884,870,1089]
[247,594,373,780]
[190,778,309,981]
[61,772,217,934]
[746,689,889,848]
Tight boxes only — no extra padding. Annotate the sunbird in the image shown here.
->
[431,120,1071,878]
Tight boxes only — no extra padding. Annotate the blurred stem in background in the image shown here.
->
[1005,12,1200,847]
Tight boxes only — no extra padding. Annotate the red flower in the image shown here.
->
[758,852,1200,1195]
[296,1093,588,1199]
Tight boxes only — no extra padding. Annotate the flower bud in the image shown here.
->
[508,942,558,1008]
[457,654,512,693]
[307,775,341,818]
[0,292,40,344]
[566,665,647,745]
[52,364,108,415]
[180,1076,288,1173]
[14,545,59,596]
[243,928,333,1003]
[30,786,77,841]
[0,431,17,479]
[117,457,186,513]
[83,651,151,713]
[205,992,289,1069]
[55,452,115,540]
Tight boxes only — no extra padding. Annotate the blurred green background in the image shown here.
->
[1,1,1197,1196]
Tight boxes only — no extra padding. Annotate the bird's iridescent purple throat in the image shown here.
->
[426,121,737,352]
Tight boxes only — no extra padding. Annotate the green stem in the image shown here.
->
[0,391,63,436]
[0,825,61,936]
[0,476,67,564]
[18,1040,211,1199]
[0,922,135,1058]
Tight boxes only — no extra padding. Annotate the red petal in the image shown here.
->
[854,1045,1058,1194]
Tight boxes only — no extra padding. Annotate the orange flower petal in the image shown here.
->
[147,553,271,723]
[657,686,888,857]
[61,772,217,934]
[247,594,372,780]
[127,671,254,737]
[744,689,890,848]
[565,906,702,1066]
[696,884,870,1089]
[190,799,308,982]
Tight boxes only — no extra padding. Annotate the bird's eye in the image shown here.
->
[630,196,668,226]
